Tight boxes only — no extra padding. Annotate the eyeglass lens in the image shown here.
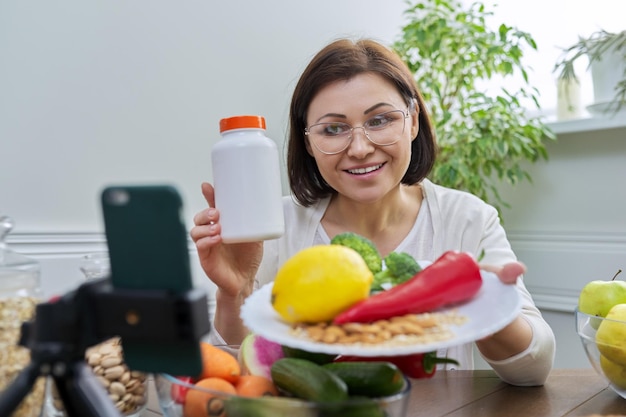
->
[306,109,407,154]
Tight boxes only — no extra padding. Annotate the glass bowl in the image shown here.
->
[576,308,626,399]
[154,344,411,417]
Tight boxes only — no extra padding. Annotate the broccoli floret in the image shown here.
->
[385,251,422,282]
[371,251,422,292]
[330,232,382,274]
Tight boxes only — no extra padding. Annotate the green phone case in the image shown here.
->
[101,185,204,376]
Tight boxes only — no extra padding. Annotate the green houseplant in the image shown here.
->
[393,0,555,216]
[553,29,626,113]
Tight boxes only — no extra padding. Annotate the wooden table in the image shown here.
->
[143,369,626,417]
[407,369,626,417]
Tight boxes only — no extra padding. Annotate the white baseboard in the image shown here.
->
[508,230,626,312]
[5,232,217,314]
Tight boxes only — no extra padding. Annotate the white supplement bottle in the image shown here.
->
[211,115,285,243]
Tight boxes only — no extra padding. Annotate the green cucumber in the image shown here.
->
[224,394,385,417]
[224,395,316,417]
[270,358,349,403]
[322,361,406,397]
[281,345,337,364]
[319,398,387,417]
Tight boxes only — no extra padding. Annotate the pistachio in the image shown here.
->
[52,337,147,416]
[109,381,126,397]
[101,356,123,368]
[104,365,125,381]
[87,353,102,367]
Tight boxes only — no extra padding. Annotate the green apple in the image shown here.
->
[600,353,626,390]
[578,270,626,328]
[596,303,626,366]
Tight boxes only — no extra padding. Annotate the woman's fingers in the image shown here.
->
[480,261,526,284]
[192,183,220,228]
[193,207,220,226]
[192,209,209,227]
[191,183,221,244]
[201,182,215,207]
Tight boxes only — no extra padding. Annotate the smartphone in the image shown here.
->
[100,184,205,376]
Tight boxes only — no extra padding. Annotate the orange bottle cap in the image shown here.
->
[219,115,266,132]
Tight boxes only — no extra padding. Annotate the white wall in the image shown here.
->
[474,123,626,370]
[2,0,625,370]
[0,0,407,233]
[477,0,625,115]
[0,0,409,346]
[499,125,626,316]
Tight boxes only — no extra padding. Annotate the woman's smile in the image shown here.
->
[345,162,385,175]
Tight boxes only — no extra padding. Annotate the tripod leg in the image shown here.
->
[53,361,122,417]
[0,361,41,416]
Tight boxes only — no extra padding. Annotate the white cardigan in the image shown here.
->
[217,179,556,386]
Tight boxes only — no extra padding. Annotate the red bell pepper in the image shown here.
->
[333,251,482,324]
[335,352,458,379]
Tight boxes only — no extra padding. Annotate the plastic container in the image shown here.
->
[212,115,284,243]
[0,215,45,417]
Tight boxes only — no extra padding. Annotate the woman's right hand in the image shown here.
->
[190,182,263,298]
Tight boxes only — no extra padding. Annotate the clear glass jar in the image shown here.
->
[0,215,45,417]
[47,252,149,417]
[78,252,110,281]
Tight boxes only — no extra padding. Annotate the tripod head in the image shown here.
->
[0,276,211,417]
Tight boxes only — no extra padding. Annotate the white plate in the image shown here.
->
[240,270,522,356]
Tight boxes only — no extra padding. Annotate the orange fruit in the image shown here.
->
[235,375,279,397]
[182,377,236,417]
[199,342,241,383]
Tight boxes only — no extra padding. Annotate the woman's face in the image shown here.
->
[305,73,419,204]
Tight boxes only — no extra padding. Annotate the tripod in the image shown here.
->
[0,277,211,417]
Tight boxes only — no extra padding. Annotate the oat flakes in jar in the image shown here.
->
[0,215,45,417]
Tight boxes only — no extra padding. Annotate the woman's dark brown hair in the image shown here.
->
[287,38,438,206]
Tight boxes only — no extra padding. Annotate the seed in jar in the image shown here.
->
[104,365,125,380]
[109,381,126,397]
[130,370,146,380]
[52,338,148,416]
[87,353,102,367]
[101,355,123,368]
[0,297,45,417]
[126,379,144,393]
[96,344,117,355]
[119,370,131,384]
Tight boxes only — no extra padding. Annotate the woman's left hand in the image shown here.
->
[476,260,533,360]
[480,261,526,285]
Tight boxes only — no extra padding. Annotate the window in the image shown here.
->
[483,0,623,119]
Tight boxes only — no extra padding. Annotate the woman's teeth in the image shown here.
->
[347,163,383,175]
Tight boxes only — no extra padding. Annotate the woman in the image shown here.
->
[191,38,555,386]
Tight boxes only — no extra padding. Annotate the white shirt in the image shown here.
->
[211,179,556,386]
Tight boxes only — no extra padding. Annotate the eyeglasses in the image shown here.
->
[304,108,410,155]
